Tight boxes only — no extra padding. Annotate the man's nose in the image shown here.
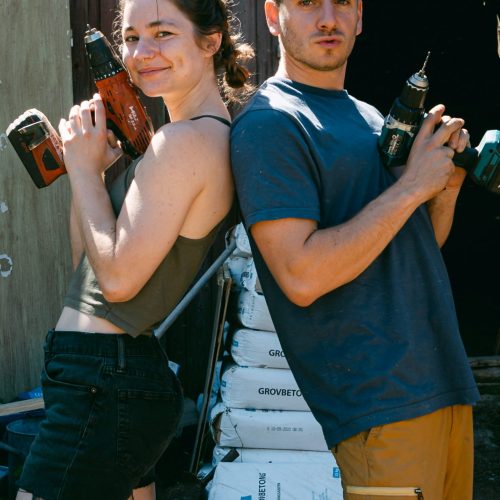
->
[318,3,338,32]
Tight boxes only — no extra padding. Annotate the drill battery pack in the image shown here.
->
[471,130,500,194]
[6,109,66,188]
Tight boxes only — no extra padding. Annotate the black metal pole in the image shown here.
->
[154,238,236,339]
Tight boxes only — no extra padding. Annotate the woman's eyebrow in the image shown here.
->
[148,19,178,29]
[123,19,179,32]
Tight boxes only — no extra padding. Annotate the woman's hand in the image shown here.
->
[58,94,122,176]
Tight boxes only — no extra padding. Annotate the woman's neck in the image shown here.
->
[163,77,228,123]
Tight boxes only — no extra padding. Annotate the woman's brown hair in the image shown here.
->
[115,0,254,103]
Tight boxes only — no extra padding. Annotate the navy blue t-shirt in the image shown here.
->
[230,77,479,447]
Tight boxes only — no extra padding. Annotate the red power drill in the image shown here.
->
[6,26,154,189]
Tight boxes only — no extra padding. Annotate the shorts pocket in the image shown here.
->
[117,388,183,478]
[362,425,383,447]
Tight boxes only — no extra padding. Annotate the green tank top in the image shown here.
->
[64,156,222,337]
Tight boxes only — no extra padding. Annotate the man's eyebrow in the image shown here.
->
[123,19,178,32]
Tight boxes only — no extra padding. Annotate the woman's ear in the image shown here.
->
[203,32,223,57]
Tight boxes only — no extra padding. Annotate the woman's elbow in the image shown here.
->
[100,278,138,303]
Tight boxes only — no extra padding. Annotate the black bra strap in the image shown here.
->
[190,115,231,127]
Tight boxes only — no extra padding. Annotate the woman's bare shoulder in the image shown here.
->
[154,118,229,152]
[134,118,230,190]
[140,118,230,180]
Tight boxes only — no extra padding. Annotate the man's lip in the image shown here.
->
[315,36,342,45]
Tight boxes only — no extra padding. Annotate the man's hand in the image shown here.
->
[399,104,466,202]
[439,113,469,191]
[420,107,470,246]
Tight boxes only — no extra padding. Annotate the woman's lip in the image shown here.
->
[138,67,170,74]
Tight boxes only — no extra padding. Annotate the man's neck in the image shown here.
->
[275,57,347,91]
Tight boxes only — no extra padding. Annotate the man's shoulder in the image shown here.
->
[348,94,385,122]
[233,78,305,128]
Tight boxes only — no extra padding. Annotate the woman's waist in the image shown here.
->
[56,306,126,334]
[44,329,166,365]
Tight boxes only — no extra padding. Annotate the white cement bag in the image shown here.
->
[228,255,263,293]
[241,258,263,294]
[208,462,343,500]
[231,328,289,369]
[221,364,308,411]
[226,255,251,290]
[212,446,335,466]
[236,289,275,332]
[233,223,252,257]
[210,403,328,451]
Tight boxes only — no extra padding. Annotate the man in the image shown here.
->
[230,1,479,498]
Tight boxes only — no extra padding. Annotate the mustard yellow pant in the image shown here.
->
[332,405,474,500]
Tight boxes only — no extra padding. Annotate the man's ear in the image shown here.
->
[356,0,363,36]
[265,0,281,37]
[203,32,223,57]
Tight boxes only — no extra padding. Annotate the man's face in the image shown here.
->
[270,0,363,74]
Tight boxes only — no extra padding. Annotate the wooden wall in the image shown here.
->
[0,1,73,402]
[233,0,279,86]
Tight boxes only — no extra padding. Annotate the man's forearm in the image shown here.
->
[427,186,461,247]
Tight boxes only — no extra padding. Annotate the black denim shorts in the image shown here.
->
[19,329,184,500]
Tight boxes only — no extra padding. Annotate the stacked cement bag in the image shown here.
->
[208,462,343,499]
[207,224,341,499]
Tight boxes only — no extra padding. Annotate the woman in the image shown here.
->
[17,1,252,499]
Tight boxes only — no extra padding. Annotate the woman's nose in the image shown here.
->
[134,37,157,60]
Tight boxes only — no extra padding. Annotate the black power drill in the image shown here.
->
[378,53,500,194]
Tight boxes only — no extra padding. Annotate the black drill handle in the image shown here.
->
[452,146,478,172]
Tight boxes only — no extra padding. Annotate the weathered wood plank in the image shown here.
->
[470,356,500,369]
[254,0,279,84]
[231,0,278,86]
[0,0,73,402]
[0,398,44,418]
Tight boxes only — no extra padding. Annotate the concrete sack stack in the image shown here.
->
[208,224,342,499]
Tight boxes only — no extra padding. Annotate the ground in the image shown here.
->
[473,393,500,500]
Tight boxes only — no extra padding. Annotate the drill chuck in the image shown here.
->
[84,26,154,159]
[84,27,125,81]
[378,53,431,168]
[400,58,430,110]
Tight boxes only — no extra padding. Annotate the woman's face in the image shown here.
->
[121,0,215,98]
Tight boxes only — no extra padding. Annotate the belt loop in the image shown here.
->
[116,335,126,373]
[45,329,55,352]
